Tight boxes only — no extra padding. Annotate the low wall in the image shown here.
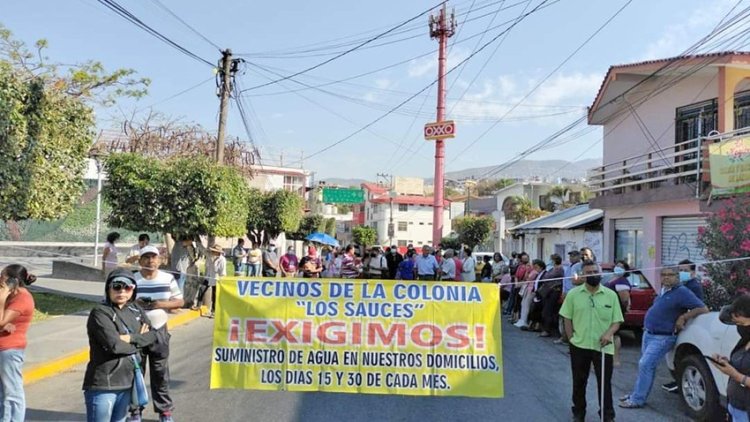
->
[52,261,103,282]
[0,242,96,258]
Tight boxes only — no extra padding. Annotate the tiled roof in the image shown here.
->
[588,51,750,122]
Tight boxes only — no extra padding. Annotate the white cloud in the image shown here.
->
[448,72,598,123]
[408,49,468,78]
[642,0,736,60]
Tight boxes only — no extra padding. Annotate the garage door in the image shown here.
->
[614,218,642,231]
[661,216,707,266]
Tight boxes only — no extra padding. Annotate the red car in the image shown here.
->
[600,263,656,331]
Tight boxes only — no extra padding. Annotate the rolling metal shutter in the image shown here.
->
[661,216,707,266]
[614,218,642,231]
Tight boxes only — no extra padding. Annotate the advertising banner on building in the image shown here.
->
[210,278,503,398]
[709,137,750,195]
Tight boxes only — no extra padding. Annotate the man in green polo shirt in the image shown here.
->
[560,259,623,422]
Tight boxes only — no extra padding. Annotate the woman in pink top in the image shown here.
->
[0,264,36,422]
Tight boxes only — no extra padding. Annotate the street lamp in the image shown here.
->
[90,151,104,267]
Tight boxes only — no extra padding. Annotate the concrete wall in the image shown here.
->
[52,261,103,282]
[365,203,451,247]
[516,229,600,261]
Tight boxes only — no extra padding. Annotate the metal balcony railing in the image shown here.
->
[587,128,750,197]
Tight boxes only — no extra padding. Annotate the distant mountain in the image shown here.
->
[443,158,601,182]
[322,159,601,188]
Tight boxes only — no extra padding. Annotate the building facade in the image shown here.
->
[360,182,452,247]
[587,51,750,286]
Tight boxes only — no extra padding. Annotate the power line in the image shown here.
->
[150,0,222,51]
[283,0,558,165]
[95,0,215,67]
[240,2,445,92]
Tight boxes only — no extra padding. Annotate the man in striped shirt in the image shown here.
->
[133,245,184,422]
[339,245,361,279]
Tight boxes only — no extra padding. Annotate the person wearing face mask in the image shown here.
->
[619,267,708,410]
[279,246,299,278]
[605,260,632,366]
[559,260,623,422]
[262,244,280,277]
[711,294,750,421]
[677,259,704,300]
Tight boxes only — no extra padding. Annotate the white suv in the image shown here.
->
[666,311,738,420]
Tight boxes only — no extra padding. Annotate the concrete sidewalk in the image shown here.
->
[24,276,201,385]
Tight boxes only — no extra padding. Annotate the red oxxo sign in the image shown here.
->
[424,120,456,140]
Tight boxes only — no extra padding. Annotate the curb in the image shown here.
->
[23,309,202,386]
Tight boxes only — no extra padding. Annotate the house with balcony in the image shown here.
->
[360,182,452,248]
[587,51,750,284]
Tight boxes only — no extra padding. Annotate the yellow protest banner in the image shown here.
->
[210,278,503,398]
[709,137,750,195]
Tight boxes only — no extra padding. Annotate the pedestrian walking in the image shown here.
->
[0,264,36,422]
[712,295,750,421]
[619,267,708,410]
[559,259,623,422]
[83,269,156,422]
[131,246,184,422]
[102,232,121,277]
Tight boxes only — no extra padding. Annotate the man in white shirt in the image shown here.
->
[440,249,457,281]
[132,246,183,422]
[461,247,477,282]
[368,248,388,279]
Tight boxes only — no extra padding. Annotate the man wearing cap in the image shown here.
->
[198,245,226,318]
[132,246,184,422]
[299,246,323,278]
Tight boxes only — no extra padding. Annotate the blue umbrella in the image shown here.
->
[305,232,340,248]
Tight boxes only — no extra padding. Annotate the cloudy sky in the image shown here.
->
[2,0,743,179]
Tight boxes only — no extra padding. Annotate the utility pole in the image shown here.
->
[377,173,395,245]
[216,48,233,164]
[429,4,456,246]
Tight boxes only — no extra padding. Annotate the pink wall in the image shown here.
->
[602,199,705,290]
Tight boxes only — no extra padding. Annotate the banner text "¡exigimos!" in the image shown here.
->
[210,278,503,398]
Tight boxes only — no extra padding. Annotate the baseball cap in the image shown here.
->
[139,245,160,257]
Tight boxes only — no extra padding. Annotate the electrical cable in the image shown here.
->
[150,0,222,51]
[95,0,215,67]
[241,2,446,91]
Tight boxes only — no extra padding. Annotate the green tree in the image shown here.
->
[0,25,148,228]
[545,185,573,211]
[476,179,514,196]
[324,218,337,237]
[352,225,377,248]
[290,214,325,241]
[454,216,494,248]
[104,154,250,238]
[440,236,461,251]
[506,196,547,224]
[246,188,304,245]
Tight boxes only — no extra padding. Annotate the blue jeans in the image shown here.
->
[246,263,261,277]
[629,332,677,405]
[0,349,25,422]
[84,389,130,422]
[730,404,750,422]
[177,273,186,294]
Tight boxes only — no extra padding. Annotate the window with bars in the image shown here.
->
[398,204,408,212]
[398,222,407,231]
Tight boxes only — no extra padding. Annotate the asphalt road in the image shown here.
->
[26,318,693,422]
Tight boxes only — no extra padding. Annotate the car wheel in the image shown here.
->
[677,354,722,421]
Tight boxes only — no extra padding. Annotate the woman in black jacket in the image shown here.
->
[83,268,157,422]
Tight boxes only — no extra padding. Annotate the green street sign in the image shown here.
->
[322,188,365,204]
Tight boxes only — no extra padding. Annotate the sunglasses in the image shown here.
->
[111,283,135,292]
